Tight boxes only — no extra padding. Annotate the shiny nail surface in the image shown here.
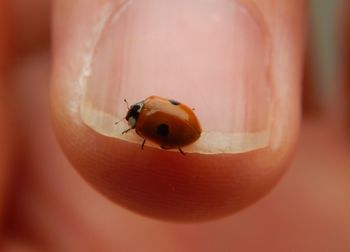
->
[80,0,272,154]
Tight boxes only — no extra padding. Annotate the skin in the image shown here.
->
[51,0,303,221]
[1,0,350,251]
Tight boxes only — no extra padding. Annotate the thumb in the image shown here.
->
[51,0,305,222]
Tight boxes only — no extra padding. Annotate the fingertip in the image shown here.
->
[51,0,304,221]
[51,109,295,221]
[52,74,299,221]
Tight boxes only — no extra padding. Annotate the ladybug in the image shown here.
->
[120,96,202,154]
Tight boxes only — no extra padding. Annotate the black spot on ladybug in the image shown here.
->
[157,124,169,137]
[169,99,180,106]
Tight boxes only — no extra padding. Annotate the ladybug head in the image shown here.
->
[125,102,143,128]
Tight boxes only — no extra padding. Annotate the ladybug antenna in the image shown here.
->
[115,99,130,125]
[114,118,124,125]
[124,99,130,110]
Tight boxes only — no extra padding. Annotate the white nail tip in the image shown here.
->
[81,103,269,154]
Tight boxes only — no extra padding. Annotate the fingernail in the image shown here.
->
[80,0,272,154]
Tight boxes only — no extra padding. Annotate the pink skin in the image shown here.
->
[4,0,350,251]
[51,0,303,221]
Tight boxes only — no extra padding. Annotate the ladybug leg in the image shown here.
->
[178,148,186,155]
[122,128,132,134]
[141,139,146,150]
[161,146,186,155]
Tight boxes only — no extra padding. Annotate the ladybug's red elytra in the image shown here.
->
[121,96,202,154]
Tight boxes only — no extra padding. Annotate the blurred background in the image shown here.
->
[1,0,350,252]
[310,0,344,107]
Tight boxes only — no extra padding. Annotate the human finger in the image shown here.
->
[51,0,306,222]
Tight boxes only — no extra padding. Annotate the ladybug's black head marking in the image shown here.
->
[169,99,180,106]
[125,102,143,128]
[157,123,169,137]
[125,104,140,121]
